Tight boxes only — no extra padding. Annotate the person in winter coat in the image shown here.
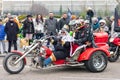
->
[69,15,77,31]
[23,15,34,44]
[58,13,70,31]
[4,17,19,52]
[0,19,7,54]
[44,12,58,36]
[92,17,100,31]
[33,14,44,39]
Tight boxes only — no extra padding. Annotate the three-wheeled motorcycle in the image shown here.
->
[3,31,110,74]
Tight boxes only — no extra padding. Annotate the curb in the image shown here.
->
[0,54,32,57]
[0,54,6,57]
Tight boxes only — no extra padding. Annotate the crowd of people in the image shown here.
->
[0,9,115,55]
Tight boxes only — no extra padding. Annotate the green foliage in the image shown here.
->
[97,10,103,17]
[104,9,109,16]
[97,9,111,17]
[79,11,86,19]
[54,15,61,18]
[18,15,26,21]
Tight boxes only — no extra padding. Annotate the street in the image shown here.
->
[0,56,120,80]
[0,41,120,80]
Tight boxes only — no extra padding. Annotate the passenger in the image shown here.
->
[92,17,100,31]
[39,28,74,67]
[95,19,109,33]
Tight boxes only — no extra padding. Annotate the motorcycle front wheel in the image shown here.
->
[3,53,25,74]
[108,46,119,62]
[108,51,119,62]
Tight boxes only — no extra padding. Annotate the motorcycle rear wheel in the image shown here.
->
[3,53,25,74]
[85,51,108,72]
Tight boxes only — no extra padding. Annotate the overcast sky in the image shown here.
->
[3,0,107,1]
[3,0,75,1]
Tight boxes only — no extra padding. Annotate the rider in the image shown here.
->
[74,21,92,46]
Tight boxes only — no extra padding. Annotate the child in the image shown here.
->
[0,19,7,54]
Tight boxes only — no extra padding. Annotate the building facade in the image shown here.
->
[2,0,118,16]
[0,0,2,14]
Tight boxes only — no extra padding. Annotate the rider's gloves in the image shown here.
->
[47,38,51,42]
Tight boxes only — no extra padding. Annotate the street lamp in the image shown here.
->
[70,0,73,12]
[1,0,3,15]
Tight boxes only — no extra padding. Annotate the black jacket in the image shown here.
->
[58,18,69,30]
[23,19,34,34]
[74,26,91,44]
[5,21,19,41]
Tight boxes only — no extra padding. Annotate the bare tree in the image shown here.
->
[30,3,49,16]
[116,0,120,4]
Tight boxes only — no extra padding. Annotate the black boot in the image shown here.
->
[38,56,45,68]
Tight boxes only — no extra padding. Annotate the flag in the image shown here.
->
[67,8,72,21]
[114,4,120,32]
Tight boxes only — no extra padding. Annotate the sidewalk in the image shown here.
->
[0,39,24,57]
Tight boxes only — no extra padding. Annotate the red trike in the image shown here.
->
[3,32,110,74]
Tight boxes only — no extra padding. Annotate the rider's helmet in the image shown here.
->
[92,17,98,24]
[84,20,89,24]
[99,19,106,24]
[86,7,92,11]
[84,20,90,27]
[75,19,85,29]
[99,19,107,28]
[80,19,84,24]
[86,7,94,18]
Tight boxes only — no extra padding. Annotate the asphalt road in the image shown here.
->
[0,41,120,80]
[0,57,120,80]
